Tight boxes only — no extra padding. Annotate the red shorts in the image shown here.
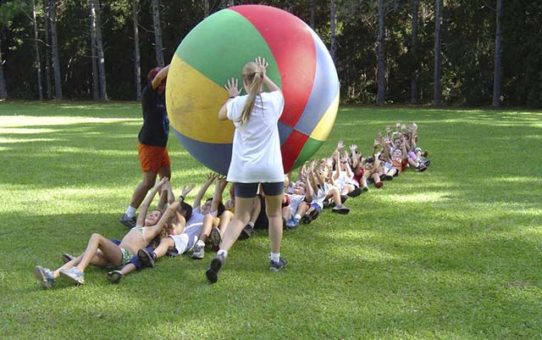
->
[138,143,170,173]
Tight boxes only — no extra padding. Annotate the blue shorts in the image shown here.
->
[310,203,322,212]
[234,182,284,198]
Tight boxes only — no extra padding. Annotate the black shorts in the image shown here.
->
[234,182,284,198]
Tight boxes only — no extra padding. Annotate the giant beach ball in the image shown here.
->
[166,4,339,175]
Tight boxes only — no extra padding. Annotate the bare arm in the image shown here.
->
[193,173,217,209]
[151,65,169,90]
[136,177,168,227]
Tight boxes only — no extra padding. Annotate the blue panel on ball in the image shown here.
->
[173,129,232,176]
[278,121,293,146]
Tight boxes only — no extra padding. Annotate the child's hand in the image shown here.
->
[254,57,268,76]
[337,140,344,150]
[180,184,195,198]
[224,78,241,97]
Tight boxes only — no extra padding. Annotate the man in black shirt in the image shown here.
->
[120,66,171,228]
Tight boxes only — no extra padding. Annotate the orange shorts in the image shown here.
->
[138,143,170,173]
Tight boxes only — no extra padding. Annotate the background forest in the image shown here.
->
[0,0,540,107]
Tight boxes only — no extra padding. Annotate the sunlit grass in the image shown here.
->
[0,102,541,338]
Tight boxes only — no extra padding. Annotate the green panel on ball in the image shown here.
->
[175,9,281,89]
[292,137,324,169]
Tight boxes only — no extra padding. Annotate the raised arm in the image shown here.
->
[210,176,228,213]
[147,201,180,236]
[136,177,169,227]
[193,173,217,210]
[218,78,241,121]
[255,57,280,93]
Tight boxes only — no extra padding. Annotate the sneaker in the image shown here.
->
[206,254,225,284]
[416,164,427,172]
[300,214,311,225]
[375,182,384,189]
[332,205,350,215]
[191,240,205,260]
[107,270,123,284]
[340,195,349,204]
[308,209,320,221]
[209,227,222,251]
[347,187,362,197]
[238,224,253,240]
[286,217,299,229]
[137,248,155,268]
[382,175,393,181]
[269,257,288,272]
[362,186,369,193]
[34,266,55,289]
[62,253,75,264]
[60,267,85,285]
[119,213,136,229]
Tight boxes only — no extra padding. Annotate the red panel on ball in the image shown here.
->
[280,129,309,173]
[231,5,316,128]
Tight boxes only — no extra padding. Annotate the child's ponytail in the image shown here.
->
[239,62,264,125]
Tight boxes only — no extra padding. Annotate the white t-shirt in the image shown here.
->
[226,91,285,183]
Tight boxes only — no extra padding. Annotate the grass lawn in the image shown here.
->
[0,101,541,338]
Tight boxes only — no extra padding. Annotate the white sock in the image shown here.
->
[247,222,254,228]
[217,249,228,258]
[125,206,136,218]
[270,252,280,262]
[294,214,301,221]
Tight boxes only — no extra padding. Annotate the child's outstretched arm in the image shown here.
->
[136,177,169,227]
[193,173,217,210]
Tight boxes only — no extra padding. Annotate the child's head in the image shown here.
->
[178,202,193,221]
[292,181,306,195]
[144,209,162,226]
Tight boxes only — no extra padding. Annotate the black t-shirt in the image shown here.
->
[138,83,169,147]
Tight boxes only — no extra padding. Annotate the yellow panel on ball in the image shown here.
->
[310,92,340,142]
[166,56,234,144]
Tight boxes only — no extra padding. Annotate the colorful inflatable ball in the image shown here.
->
[166,4,339,175]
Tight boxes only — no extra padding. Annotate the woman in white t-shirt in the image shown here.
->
[206,57,287,284]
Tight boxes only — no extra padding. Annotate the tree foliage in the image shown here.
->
[1,0,541,106]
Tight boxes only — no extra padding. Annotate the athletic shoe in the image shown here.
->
[62,253,75,264]
[340,195,349,204]
[34,266,55,289]
[286,217,299,229]
[137,248,155,268]
[382,175,393,181]
[119,213,136,229]
[206,254,225,284]
[300,214,312,225]
[332,205,350,215]
[209,227,222,251]
[106,270,123,284]
[347,187,362,197]
[375,182,384,189]
[238,224,253,240]
[60,267,85,285]
[269,257,288,272]
[416,164,427,172]
[191,240,205,260]
[308,209,320,221]
[362,186,369,193]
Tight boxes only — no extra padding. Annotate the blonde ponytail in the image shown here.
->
[240,62,264,125]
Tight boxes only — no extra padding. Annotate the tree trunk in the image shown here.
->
[309,0,315,29]
[49,0,62,99]
[0,37,7,99]
[44,0,52,99]
[133,0,141,100]
[433,0,442,106]
[376,0,386,105]
[492,0,503,107]
[204,0,209,17]
[151,0,164,67]
[94,0,107,100]
[90,0,99,100]
[32,0,43,100]
[329,0,337,62]
[410,0,419,104]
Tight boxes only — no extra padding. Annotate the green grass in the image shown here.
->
[1,101,541,338]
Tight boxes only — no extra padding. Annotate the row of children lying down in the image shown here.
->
[34,121,430,288]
